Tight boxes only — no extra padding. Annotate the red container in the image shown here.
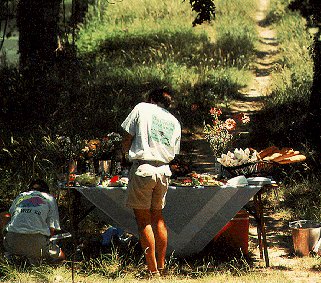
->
[212,209,249,255]
[0,212,11,231]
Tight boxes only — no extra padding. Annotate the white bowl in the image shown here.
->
[227,175,248,187]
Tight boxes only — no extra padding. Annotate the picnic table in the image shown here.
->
[64,177,275,267]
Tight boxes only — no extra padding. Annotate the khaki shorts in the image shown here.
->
[126,162,170,210]
[4,232,60,264]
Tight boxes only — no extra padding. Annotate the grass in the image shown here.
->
[0,253,307,283]
[74,0,258,130]
[282,172,321,221]
[1,248,320,283]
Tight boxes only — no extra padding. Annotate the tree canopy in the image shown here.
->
[187,0,216,26]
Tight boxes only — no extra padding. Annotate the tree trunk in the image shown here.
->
[17,0,62,71]
[70,0,92,25]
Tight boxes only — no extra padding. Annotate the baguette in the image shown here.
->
[273,150,300,163]
[258,146,279,159]
[279,147,294,155]
[263,152,283,161]
[278,154,306,164]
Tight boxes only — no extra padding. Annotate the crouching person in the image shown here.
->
[3,179,65,265]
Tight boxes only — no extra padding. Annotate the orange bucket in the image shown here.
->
[213,209,249,255]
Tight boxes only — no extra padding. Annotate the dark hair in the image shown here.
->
[147,87,173,109]
[28,179,50,194]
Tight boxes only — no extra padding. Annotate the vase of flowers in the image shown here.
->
[203,107,250,158]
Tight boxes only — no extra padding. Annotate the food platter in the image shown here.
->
[218,146,306,178]
[169,172,225,187]
[71,171,225,188]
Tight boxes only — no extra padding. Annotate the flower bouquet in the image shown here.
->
[203,107,250,157]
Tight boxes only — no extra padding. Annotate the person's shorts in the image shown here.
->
[3,232,60,264]
[126,162,171,210]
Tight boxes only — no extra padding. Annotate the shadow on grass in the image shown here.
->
[84,30,254,70]
[1,25,257,132]
[248,98,309,150]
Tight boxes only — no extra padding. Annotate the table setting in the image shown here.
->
[58,115,306,267]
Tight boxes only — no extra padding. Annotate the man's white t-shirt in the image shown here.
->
[121,102,181,164]
[6,190,61,236]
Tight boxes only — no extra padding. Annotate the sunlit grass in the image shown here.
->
[268,1,313,106]
[1,256,320,283]
[74,0,259,131]
[0,252,296,283]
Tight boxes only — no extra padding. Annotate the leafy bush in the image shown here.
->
[283,173,321,221]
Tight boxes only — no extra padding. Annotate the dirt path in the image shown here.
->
[181,0,280,170]
[181,0,321,281]
[229,0,279,113]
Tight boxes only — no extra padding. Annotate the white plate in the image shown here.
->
[247,177,272,185]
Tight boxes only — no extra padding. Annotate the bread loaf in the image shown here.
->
[258,146,279,159]
[278,154,306,164]
[263,152,282,161]
[273,150,300,163]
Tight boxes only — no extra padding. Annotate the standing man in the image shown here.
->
[121,87,181,277]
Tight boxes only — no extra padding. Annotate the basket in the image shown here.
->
[221,161,276,178]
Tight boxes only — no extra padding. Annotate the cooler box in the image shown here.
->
[212,209,249,255]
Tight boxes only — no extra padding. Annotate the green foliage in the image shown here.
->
[215,0,257,65]
[187,0,216,26]
[282,172,321,221]
[249,0,313,149]
[75,0,257,130]
[264,0,293,25]
[0,131,82,202]
[0,232,255,281]
[0,0,259,202]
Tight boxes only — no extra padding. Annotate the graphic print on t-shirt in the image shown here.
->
[16,195,46,208]
[150,114,175,146]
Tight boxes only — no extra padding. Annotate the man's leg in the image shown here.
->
[133,209,158,273]
[151,209,167,270]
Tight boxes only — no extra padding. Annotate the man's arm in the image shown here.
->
[122,132,134,154]
[122,132,134,153]
[121,131,134,166]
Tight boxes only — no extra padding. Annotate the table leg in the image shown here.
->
[254,194,263,259]
[67,187,81,283]
[67,187,78,236]
[254,191,270,267]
